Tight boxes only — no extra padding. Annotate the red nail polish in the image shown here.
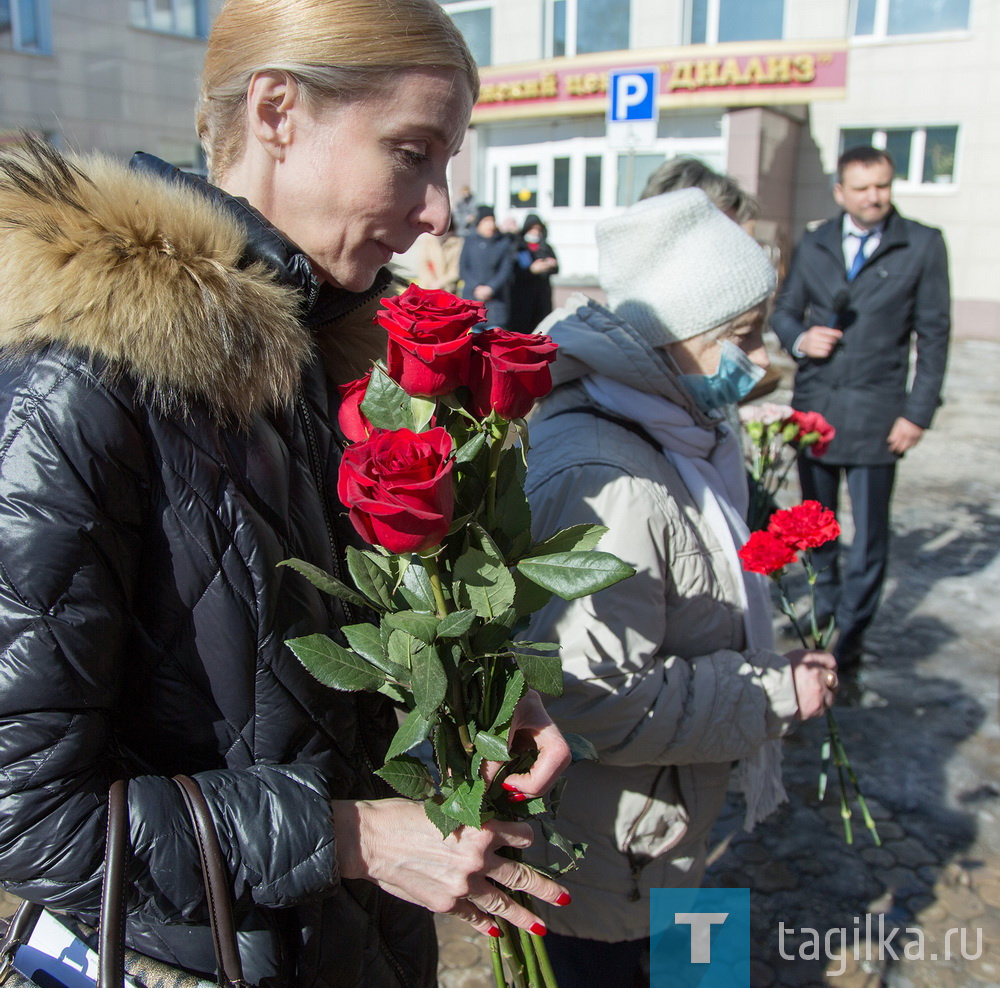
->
[555,892,571,906]
[530,923,547,937]
[507,792,528,803]
[501,781,519,792]
[487,925,503,938]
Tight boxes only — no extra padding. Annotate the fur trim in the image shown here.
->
[0,137,311,424]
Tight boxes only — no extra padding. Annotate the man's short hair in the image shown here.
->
[639,156,759,224]
[836,146,895,183]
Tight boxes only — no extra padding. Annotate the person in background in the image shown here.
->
[509,212,559,335]
[0,2,571,985]
[771,145,951,671]
[522,189,837,987]
[416,216,462,293]
[640,155,760,226]
[459,204,515,328]
[451,183,477,236]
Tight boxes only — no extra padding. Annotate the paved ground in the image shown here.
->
[436,337,1000,987]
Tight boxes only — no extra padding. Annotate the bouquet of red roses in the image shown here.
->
[282,285,634,988]
[739,502,880,847]
[739,403,836,531]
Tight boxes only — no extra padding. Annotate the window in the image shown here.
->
[441,1,492,66]
[616,153,665,206]
[852,0,969,37]
[687,0,784,44]
[509,165,539,209]
[584,155,603,207]
[543,0,630,58]
[552,157,571,208]
[840,126,958,185]
[129,0,210,38]
[0,0,52,54]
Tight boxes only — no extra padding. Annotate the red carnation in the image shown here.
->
[467,329,559,421]
[738,530,798,576]
[379,284,485,397]
[767,500,841,551]
[337,372,373,443]
[788,409,836,457]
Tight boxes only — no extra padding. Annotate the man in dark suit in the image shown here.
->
[772,145,951,670]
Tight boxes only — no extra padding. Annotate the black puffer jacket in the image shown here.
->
[0,143,434,986]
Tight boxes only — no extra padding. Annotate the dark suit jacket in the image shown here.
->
[771,207,951,465]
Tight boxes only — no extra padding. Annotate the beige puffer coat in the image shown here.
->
[523,296,799,942]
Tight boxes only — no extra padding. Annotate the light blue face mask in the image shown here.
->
[679,340,766,414]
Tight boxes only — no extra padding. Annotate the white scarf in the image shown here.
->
[583,375,787,828]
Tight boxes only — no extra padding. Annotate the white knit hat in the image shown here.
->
[596,187,777,346]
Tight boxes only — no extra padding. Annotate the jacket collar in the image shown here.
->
[817,206,909,264]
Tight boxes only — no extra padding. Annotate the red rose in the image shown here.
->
[788,409,836,457]
[738,530,798,576]
[467,329,559,420]
[337,371,372,443]
[379,284,486,397]
[337,427,454,554]
[767,500,841,551]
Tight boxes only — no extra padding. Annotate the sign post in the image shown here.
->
[607,67,660,204]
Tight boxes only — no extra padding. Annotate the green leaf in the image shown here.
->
[343,623,410,683]
[346,547,395,610]
[286,634,383,692]
[516,551,635,601]
[399,558,437,611]
[377,680,409,704]
[511,640,560,651]
[388,629,423,670]
[439,778,486,828]
[437,609,477,639]
[472,608,517,655]
[455,431,488,464]
[540,818,587,872]
[424,797,461,838]
[454,547,516,619]
[547,777,568,819]
[525,524,608,558]
[512,568,555,618]
[564,732,599,763]
[493,448,532,551]
[492,669,526,730]
[386,707,435,760]
[411,643,448,719]
[410,396,437,433]
[361,364,414,431]
[278,559,373,612]
[384,610,440,644]
[375,755,435,799]
[514,652,564,697]
[474,729,510,762]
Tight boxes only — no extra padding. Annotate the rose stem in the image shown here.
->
[489,935,507,988]
[516,926,542,987]
[484,424,506,532]
[497,918,528,988]
[422,553,473,754]
[511,888,557,988]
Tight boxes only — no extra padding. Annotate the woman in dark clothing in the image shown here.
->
[459,205,515,328]
[509,213,560,334]
[0,2,570,985]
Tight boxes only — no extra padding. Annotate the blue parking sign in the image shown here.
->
[608,68,658,122]
[650,888,750,987]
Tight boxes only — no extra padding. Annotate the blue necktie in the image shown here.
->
[847,232,871,282]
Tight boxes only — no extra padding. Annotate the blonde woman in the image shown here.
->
[0,2,570,984]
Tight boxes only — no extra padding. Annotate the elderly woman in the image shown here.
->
[0,1,571,985]
[523,189,838,986]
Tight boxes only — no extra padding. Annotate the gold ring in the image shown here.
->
[826,671,837,688]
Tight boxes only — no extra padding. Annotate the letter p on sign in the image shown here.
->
[608,68,658,122]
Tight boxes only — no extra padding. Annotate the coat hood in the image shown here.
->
[536,292,705,417]
[0,137,315,424]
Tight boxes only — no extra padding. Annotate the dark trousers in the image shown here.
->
[543,930,649,988]
[797,457,897,663]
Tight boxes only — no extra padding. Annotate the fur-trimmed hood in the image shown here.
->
[0,139,316,424]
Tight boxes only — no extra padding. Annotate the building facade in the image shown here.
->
[0,0,221,169]
[444,0,997,337]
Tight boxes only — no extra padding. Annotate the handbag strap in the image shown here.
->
[172,775,247,988]
[98,779,130,987]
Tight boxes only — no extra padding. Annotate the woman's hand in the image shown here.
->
[786,649,838,720]
[331,798,570,936]
[482,689,572,800]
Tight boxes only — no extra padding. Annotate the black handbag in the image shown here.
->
[0,777,251,988]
